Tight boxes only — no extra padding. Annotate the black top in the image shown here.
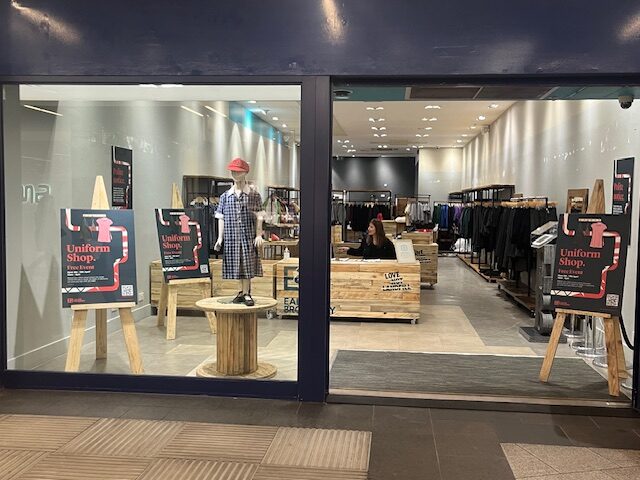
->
[347,236,397,259]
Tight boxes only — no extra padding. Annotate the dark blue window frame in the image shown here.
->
[0,76,332,403]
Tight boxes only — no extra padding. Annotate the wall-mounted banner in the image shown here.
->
[612,157,634,216]
[112,146,133,209]
[551,214,629,316]
[60,209,137,307]
[155,208,210,282]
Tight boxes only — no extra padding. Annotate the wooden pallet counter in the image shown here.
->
[150,260,215,309]
[275,258,421,322]
[413,243,438,285]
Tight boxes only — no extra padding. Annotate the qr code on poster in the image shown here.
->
[200,264,209,274]
[121,285,134,297]
[606,294,619,307]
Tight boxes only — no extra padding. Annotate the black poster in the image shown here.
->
[551,214,629,316]
[61,209,137,307]
[112,146,133,209]
[155,208,210,282]
[612,157,634,216]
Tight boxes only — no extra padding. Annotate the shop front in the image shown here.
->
[2,1,640,411]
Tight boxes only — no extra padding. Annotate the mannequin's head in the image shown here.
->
[227,157,250,181]
[231,170,247,182]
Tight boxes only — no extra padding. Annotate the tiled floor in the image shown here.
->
[0,411,371,479]
[1,389,640,480]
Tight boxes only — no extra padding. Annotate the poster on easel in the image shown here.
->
[112,146,133,209]
[612,157,634,216]
[551,213,629,316]
[61,209,138,307]
[155,208,210,282]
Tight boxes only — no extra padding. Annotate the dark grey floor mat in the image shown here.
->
[330,350,615,400]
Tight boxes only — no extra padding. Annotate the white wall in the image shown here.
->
[3,91,297,368]
[418,148,463,201]
[462,99,640,365]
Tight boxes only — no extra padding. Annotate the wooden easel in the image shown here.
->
[540,309,627,396]
[65,176,144,374]
[156,183,217,340]
[540,179,625,396]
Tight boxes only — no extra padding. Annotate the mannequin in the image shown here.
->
[214,158,264,306]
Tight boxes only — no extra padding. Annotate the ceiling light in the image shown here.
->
[425,105,441,109]
[23,104,63,117]
[352,155,355,157]
[457,139,463,143]
[373,133,380,137]
[341,144,348,148]
[204,105,228,118]
[416,134,422,137]
[379,126,386,131]
[423,134,429,137]
[272,116,279,120]
[461,134,468,137]
[383,145,388,148]
[378,145,383,148]
[247,100,257,104]
[378,118,385,121]
[421,117,429,121]
[371,126,379,130]
[344,140,350,143]
[419,145,424,148]
[180,105,204,117]
[470,125,477,129]
[477,115,486,121]
[380,133,387,137]
[376,106,384,110]
[282,123,287,128]
[337,140,342,143]
[368,117,375,122]
[412,145,418,148]
[406,148,411,151]
[366,106,384,111]
[489,104,499,109]
[424,127,432,130]
[428,117,437,122]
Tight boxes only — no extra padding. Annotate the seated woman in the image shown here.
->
[340,218,397,259]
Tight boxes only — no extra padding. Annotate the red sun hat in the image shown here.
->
[227,157,250,173]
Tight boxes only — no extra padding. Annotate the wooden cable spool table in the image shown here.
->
[195,296,278,379]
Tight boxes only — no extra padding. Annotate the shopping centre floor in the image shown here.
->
[32,256,583,380]
[1,388,640,480]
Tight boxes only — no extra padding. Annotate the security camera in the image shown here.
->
[619,95,634,109]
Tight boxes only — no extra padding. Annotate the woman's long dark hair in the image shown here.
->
[367,218,387,246]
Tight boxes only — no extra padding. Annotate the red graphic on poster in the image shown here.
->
[551,214,628,316]
[155,208,210,282]
[61,209,137,306]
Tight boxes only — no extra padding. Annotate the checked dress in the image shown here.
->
[215,187,264,279]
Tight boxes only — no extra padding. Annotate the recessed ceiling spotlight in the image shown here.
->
[371,126,379,130]
[379,126,387,131]
[421,117,429,121]
[419,144,424,148]
[378,118,385,121]
[457,139,463,143]
[416,134,422,137]
[477,115,486,121]
[412,145,418,148]
[423,134,429,137]
[380,133,387,137]
[247,100,257,104]
[368,117,375,122]
[272,116,279,120]
[378,144,383,148]
[470,125,477,129]
[489,104,499,109]
[352,154,355,157]
[425,105,441,109]
[461,134,469,137]
[424,127,432,130]
[282,123,288,128]
[337,140,342,143]
[428,117,437,122]
[383,145,388,148]
[366,106,384,111]
[344,140,350,143]
[341,144,348,148]
[406,148,411,151]
[373,133,380,137]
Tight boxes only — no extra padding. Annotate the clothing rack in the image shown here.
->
[332,189,393,242]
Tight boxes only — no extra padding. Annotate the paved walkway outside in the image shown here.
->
[1,389,640,479]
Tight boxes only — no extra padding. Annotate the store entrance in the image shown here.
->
[326,82,639,407]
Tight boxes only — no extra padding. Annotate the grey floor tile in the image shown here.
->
[434,431,504,458]
[296,403,374,430]
[438,454,515,480]
[561,424,640,449]
[372,406,432,434]
[369,431,439,480]
[495,423,573,446]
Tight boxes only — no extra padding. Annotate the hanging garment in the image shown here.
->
[216,188,263,280]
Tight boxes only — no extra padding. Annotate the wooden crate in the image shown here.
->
[413,242,438,285]
[211,259,277,298]
[150,260,214,308]
[275,258,421,321]
[382,220,402,237]
[401,231,434,244]
[333,242,360,259]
